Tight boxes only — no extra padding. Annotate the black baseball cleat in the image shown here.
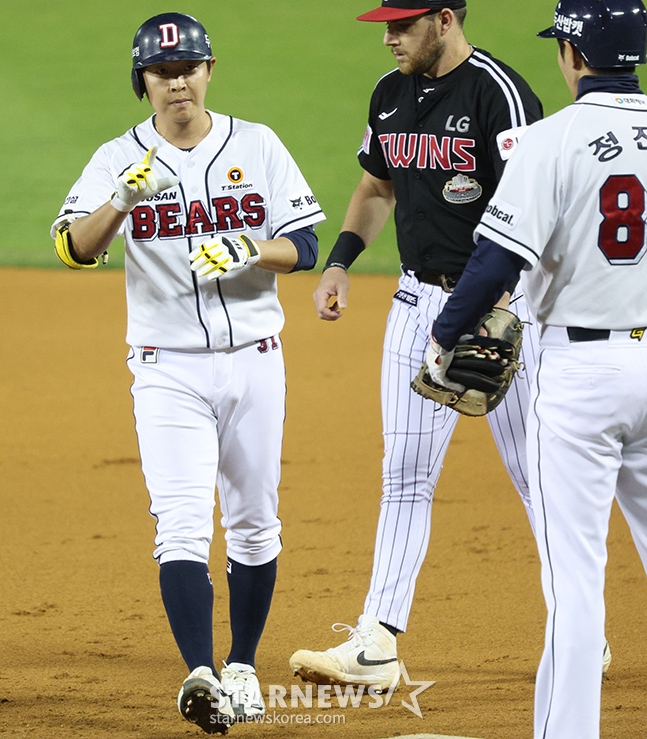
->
[177,666,235,735]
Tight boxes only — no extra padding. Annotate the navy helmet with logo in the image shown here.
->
[538,0,647,68]
[131,13,213,100]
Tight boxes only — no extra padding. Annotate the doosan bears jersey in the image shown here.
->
[475,89,647,329]
[359,48,543,275]
[52,111,326,350]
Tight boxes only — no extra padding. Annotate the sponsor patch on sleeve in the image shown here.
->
[360,124,373,155]
[287,193,319,212]
[496,126,528,161]
[482,199,522,231]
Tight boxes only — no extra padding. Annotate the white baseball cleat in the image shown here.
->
[289,614,400,691]
[177,666,235,735]
[220,662,265,720]
[602,640,612,676]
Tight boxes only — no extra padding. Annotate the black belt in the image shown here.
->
[413,269,462,292]
[567,327,610,342]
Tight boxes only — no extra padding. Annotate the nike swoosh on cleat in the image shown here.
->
[356,651,398,666]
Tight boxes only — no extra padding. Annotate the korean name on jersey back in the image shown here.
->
[130,191,266,240]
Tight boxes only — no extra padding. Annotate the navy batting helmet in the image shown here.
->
[131,13,213,100]
[538,0,647,68]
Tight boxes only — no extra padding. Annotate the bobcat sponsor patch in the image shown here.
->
[483,200,522,231]
[288,193,318,211]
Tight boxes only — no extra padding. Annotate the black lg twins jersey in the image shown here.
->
[359,48,543,275]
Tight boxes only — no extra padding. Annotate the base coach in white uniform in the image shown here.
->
[429,2,647,737]
[51,13,325,735]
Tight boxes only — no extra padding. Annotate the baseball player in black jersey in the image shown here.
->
[289,0,547,690]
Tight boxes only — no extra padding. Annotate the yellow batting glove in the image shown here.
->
[111,146,180,213]
[189,235,261,280]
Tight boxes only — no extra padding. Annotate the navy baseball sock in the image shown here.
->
[226,557,277,667]
[380,621,400,637]
[159,560,216,675]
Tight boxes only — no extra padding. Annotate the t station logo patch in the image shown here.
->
[221,167,254,192]
[227,167,244,183]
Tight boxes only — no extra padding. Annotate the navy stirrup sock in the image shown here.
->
[159,560,216,674]
[226,557,277,667]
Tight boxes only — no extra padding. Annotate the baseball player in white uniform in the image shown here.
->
[427,1,647,737]
[51,13,324,735]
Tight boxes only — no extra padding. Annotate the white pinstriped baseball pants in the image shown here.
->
[363,270,538,631]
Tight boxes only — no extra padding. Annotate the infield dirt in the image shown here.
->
[0,269,645,738]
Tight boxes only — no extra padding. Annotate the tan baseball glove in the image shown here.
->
[411,307,525,417]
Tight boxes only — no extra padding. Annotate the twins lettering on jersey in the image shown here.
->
[131,193,266,240]
[378,133,476,171]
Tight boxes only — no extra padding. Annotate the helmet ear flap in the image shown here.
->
[131,68,146,100]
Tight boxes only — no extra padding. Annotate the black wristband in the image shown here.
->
[323,231,365,271]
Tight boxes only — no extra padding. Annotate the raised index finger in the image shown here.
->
[143,145,159,168]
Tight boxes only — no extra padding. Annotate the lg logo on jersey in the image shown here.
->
[131,194,267,240]
[445,115,470,133]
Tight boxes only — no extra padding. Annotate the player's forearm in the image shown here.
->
[255,237,299,274]
[321,174,394,273]
[341,174,395,247]
[68,202,128,261]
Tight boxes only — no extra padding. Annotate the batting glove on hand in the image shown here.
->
[111,146,179,213]
[189,235,261,279]
[426,336,465,392]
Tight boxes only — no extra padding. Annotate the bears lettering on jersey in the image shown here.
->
[131,193,267,240]
[377,133,476,171]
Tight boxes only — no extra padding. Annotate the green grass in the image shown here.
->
[3,0,646,272]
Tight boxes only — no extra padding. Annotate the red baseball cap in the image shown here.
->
[357,0,467,22]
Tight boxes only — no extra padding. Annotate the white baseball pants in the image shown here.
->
[127,341,285,567]
[531,327,647,739]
